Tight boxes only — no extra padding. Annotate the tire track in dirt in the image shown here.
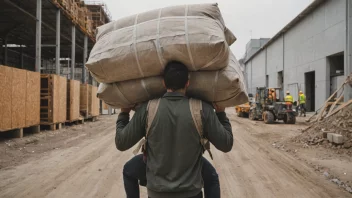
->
[0,111,350,198]
[215,110,350,197]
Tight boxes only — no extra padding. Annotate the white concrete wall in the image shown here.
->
[251,50,266,92]
[267,35,284,88]
[244,0,346,110]
[283,0,346,110]
[245,61,254,94]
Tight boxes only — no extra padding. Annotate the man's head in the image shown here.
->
[163,61,189,92]
[286,91,290,95]
[299,90,303,94]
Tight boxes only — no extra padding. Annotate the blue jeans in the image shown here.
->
[123,154,220,198]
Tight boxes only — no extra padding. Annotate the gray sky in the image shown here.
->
[103,0,313,58]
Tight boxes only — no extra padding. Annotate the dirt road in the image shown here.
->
[0,110,350,198]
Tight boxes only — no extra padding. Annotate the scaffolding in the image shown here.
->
[85,0,112,30]
[0,0,110,83]
[85,0,112,21]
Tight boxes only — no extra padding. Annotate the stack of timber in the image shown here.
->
[306,73,352,123]
[86,3,110,31]
[0,66,40,138]
[51,0,110,37]
[66,80,83,124]
[80,84,100,120]
[40,74,67,130]
[77,6,88,28]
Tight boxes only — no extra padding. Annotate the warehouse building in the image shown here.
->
[244,0,352,111]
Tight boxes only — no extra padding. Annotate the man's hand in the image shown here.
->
[121,107,132,114]
[213,103,225,113]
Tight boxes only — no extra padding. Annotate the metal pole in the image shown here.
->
[4,0,84,50]
[71,25,76,80]
[20,44,24,69]
[35,0,42,72]
[0,39,2,64]
[265,48,268,87]
[4,37,8,65]
[56,9,61,75]
[83,35,88,83]
[108,106,112,115]
[345,0,352,101]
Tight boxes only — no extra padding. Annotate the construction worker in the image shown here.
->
[285,91,294,104]
[115,61,233,198]
[271,88,277,102]
[299,90,306,117]
[267,89,274,104]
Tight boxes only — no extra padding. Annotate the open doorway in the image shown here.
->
[327,53,344,96]
[305,71,315,111]
[277,71,284,101]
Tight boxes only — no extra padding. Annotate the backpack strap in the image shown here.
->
[189,98,213,160]
[133,99,161,155]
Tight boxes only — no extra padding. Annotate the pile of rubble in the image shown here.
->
[293,104,352,151]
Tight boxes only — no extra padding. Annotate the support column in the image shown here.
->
[0,39,2,64]
[56,9,61,75]
[83,35,88,83]
[35,0,42,72]
[4,37,8,65]
[345,0,352,101]
[71,25,76,80]
[108,106,112,115]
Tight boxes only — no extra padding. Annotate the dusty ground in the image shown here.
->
[0,109,351,197]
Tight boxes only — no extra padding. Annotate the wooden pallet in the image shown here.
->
[0,125,40,138]
[84,116,98,122]
[41,122,64,131]
[65,118,85,125]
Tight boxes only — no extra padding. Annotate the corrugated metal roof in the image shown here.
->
[244,0,327,64]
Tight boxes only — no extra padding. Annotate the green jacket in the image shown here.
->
[116,92,233,198]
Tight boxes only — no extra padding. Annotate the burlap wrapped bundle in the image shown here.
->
[86,3,236,83]
[97,52,248,108]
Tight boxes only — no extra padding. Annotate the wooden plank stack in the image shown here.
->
[51,0,110,37]
[306,73,352,122]
[67,80,81,122]
[0,65,40,136]
[40,74,67,129]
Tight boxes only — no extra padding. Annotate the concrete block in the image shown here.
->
[327,133,333,142]
[13,129,23,138]
[327,133,344,144]
[332,134,344,144]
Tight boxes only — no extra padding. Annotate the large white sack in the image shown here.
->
[86,3,236,83]
[97,52,248,108]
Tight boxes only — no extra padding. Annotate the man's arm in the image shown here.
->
[115,104,147,151]
[203,103,233,153]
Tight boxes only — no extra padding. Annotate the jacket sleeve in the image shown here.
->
[202,103,233,153]
[115,104,147,151]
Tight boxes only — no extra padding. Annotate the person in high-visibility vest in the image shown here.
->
[299,90,306,117]
[285,91,294,104]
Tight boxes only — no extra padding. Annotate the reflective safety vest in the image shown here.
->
[299,94,306,104]
[285,95,293,103]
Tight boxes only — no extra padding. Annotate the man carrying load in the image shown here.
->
[115,61,233,198]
